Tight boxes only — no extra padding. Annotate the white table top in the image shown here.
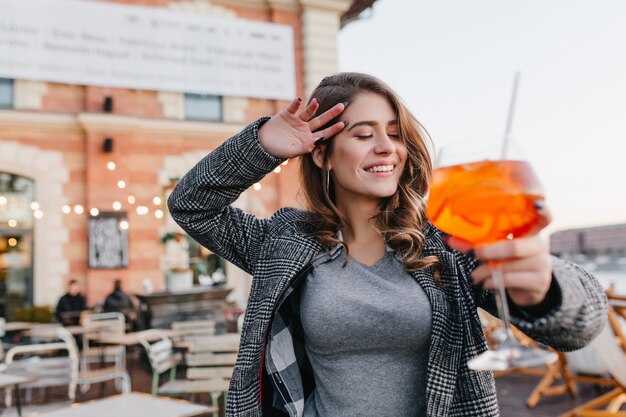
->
[36,393,214,417]
[0,373,37,388]
[94,329,182,346]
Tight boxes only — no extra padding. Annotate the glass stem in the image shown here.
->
[491,263,515,342]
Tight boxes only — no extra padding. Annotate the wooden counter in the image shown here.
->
[136,286,232,329]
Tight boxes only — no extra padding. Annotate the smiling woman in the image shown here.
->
[298,74,434,270]
[167,71,607,417]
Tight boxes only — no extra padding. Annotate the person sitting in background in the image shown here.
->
[55,279,87,326]
[103,279,137,330]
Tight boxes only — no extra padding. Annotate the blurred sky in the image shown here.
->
[338,0,626,234]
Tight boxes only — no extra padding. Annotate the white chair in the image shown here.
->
[2,327,130,413]
[81,312,126,371]
[138,331,183,396]
[557,307,626,417]
[139,331,227,417]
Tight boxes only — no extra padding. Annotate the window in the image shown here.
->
[0,78,13,109]
[184,94,222,122]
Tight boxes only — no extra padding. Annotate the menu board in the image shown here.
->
[0,0,296,99]
[88,212,128,269]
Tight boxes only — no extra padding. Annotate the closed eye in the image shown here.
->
[355,134,373,139]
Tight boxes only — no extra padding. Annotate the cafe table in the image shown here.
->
[0,373,37,416]
[35,392,216,417]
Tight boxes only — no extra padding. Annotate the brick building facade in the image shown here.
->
[0,0,373,317]
[550,223,626,257]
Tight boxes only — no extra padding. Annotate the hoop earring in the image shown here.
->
[326,169,331,196]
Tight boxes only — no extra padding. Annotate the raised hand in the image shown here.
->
[258,97,347,159]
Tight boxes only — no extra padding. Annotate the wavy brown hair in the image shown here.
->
[299,72,439,272]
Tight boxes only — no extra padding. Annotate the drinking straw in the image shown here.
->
[501,72,520,159]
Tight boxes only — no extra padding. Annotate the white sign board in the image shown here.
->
[0,0,296,99]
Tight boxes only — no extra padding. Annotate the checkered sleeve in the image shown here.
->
[509,257,608,351]
[455,246,607,351]
[167,116,285,275]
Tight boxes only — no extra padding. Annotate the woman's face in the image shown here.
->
[325,92,407,205]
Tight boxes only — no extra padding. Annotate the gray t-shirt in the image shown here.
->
[300,249,432,417]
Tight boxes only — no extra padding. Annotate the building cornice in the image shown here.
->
[266,0,300,12]
[211,0,353,13]
[0,110,81,133]
[211,0,269,11]
[298,0,352,13]
[0,110,244,139]
[77,114,245,138]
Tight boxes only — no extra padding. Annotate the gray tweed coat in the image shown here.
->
[168,118,607,417]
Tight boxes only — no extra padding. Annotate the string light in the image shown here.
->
[136,206,149,215]
[107,162,116,170]
[127,195,135,204]
[152,196,161,205]
[62,205,71,214]
[113,201,122,211]
[8,238,17,247]
[8,219,17,227]
[253,183,261,191]
[33,210,44,219]
[0,196,7,205]
[119,220,129,230]
[274,167,281,173]
[117,180,126,189]
[30,202,40,210]
[74,205,84,214]
[154,209,164,219]
[90,208,99,216]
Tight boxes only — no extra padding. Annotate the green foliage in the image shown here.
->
[160,232,178,244]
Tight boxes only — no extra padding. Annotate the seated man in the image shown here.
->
[55,279,87,326]
[103,279,137,330]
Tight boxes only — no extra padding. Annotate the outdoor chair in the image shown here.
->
[2,327,130,415]
[80,312,126,371]
[524,292,626,410]
[139,331,230,417]
[555,306,626,416]
[171,319,217,341]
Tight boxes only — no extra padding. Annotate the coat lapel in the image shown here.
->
[413,250,465,416]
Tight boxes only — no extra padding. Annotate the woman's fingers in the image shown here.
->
[299,98,319,121]
[286,97,302,114]
[471,254,552,286]
[312,121,347,144]
[528,205,552,234]
[309,102,347,132]
[474,235,548,261]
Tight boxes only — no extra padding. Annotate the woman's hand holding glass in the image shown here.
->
[258,97,347,159]
[447,207,553,308]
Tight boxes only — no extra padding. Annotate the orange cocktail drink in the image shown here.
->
[427,160,544,245]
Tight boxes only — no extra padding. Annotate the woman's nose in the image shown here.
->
[374,133,396,154]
